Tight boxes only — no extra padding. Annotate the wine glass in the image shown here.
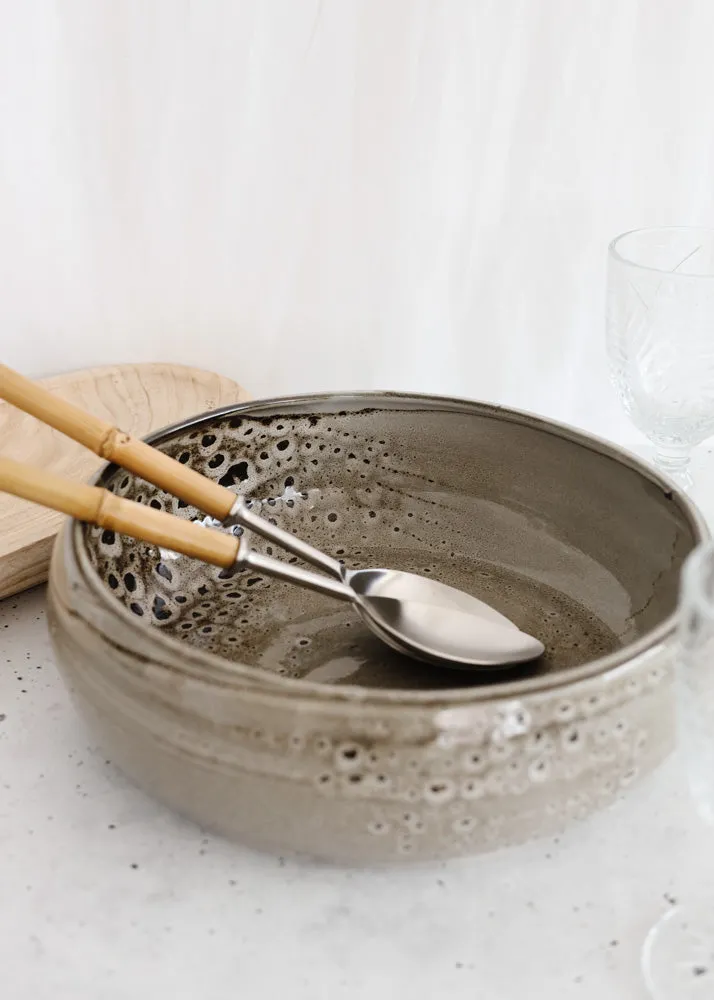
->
[642,541,714,998]
[606,227,714,490]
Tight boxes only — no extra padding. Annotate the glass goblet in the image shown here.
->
[606,227,714,491]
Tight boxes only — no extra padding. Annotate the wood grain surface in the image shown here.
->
[0,363,249,600]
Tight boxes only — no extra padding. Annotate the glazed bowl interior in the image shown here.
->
[78,394,703,692]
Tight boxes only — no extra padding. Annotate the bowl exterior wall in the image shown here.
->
[49,525,673,864]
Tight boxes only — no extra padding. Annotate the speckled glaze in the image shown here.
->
[46,393,708,863]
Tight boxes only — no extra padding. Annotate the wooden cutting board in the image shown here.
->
[0,363,249,600]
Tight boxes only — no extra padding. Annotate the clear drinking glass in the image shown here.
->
[606,227,714,490]
[642,541,714,998]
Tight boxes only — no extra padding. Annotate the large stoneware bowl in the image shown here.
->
[47,393,707,863]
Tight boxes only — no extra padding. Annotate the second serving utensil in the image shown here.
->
[0,457,544,668]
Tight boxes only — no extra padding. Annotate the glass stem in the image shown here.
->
[652,444,693,491]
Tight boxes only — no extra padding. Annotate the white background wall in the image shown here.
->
[2,0,714,443]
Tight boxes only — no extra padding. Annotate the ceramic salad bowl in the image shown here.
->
[46,392,707,863]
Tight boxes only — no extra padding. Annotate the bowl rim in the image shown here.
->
[66,389,710,705]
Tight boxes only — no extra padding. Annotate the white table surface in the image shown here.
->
[3,441,714,1000]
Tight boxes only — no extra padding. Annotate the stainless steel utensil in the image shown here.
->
[0,456,544,669]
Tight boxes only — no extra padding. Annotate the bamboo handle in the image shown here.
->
[0,364,235,520]
[0,457,240,569]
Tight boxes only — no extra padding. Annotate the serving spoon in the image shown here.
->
[0,365,545,668]
[0,457,544,668]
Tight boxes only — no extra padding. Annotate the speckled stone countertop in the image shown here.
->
[3,443,714,1000]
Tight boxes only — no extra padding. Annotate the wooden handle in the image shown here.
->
[0,364,236,520]
[0,457,240,569]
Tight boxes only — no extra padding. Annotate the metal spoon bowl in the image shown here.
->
[362,598,545,668]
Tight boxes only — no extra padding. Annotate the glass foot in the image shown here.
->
[643,904,714,998]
